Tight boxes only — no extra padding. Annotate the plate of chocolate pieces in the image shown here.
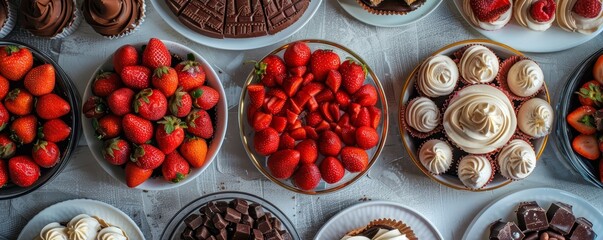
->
[463,188,603,240]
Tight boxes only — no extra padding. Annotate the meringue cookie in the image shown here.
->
[463,0,513,30]
[557,0,603,34]
[67,214,102,240]
[443,85,517,154]
[96,226,127,240]
[405,97,440,133]
[497,139,537,180]
[458,155,493,189]
[514,0,556,31]
[419,139,453,174]
[416,55,459,97]
[507,60,544,97]
[39,222,69,240]
[459,46,500,84]
[517,98,553,138]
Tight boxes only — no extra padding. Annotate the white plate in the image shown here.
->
[337,0,443,27]
[17,199,145,240]
[314,201,443,239]
[150,0,322,50]
[82,40,228,191]
[463,188,603,239]
[452,0,603,53]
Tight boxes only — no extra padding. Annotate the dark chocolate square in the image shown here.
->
[547,202,576,235]
[516,201,549,232]
[570,217,597,240]
[489,220,525,240]
[184,214,203,230]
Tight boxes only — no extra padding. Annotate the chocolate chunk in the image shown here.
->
[208,202,221,214]
[166,0,190,15]
[224,0,267,38]
[216,201,229,213]
[595,109,603,131]
[517,201,549,232]
[278,230,293,240]
[232,223,251,240]
[252,229,264,240]
[207,236,217,240]
[489,220,525,240]
[544,231,565,239]
[225,207,242,223]
[182,228,195,240]
[178,0,226,38]
[523,232,538,240]
[249,203,265,219]
[212,213,228,229]
[199,206,209,215]
[257,215,273,233]
[547,202,576,235]
[569,217,596,240]
[241,214,254,226]
[185,214,203,230]
[215,228,227,240]
[261,0,310,34]
[270,217,282,230]
[265,229,283,240]
[231,198,250,214]
[195,226,211,239]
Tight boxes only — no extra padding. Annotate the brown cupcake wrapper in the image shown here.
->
[497,56,545,101]
[417,138,454,175]
[346,218,418,240]
[0,1,16,38]
[400,97,443,139]
[456,154,496,190]
[355,0,426,15]
[453,44,502,85]
[100,0,146,39]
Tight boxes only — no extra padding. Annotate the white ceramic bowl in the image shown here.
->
[81,40,227,191]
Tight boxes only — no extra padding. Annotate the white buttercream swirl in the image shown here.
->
[557,0,603,34]
[419,139,453,174]
[459,46,500,84]
[514,0,556,31]
[96,227,127,240]
[39,223,69,240]
[67,214,102,240]
[517,98,553,138]
[507,60,544,97]
[417,55,459,97]
[497,139,537,180]
[341,229,409,240]
[463,0,513,30]
[458,155,493,189]
[443,85,517,154]
[405,97,440,133]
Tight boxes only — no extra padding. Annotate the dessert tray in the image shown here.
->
[452,0,603,53]
[337,0,443,27]
[17,198,145,240]
[463,187,603,239]
[150,0,322,50]
[314,200,443,239]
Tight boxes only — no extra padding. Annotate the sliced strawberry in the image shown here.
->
[338,114,350,127]
[264,97,286,115]
[307,97,318,112]
[354,84,378,106]
[349,103,362,123]
[283,76,303,97]
[354,107,371,128]
[320,102,333,122]
[290,127,307,140]
[286,110,299,124]
[335,91,351,108]
[304,126,319,140]
[247,84,265,107]
[315,89,334,103]
[252,111,272,131]
[306,112,323,127]
[329,103,341,122]
[573,134,600,160]
[289,66,307,77]
[368,106,381,129]
[289,120,303,131]
[270,116,288,133]
[316,120,330,132]
[302,72,315,86]
[567,106,597,135]
[293,91,312,109]
[326,70,342,92]
[279,133,295,150]
[577,80,603,107]
[341,125,356,146]
[267,89,287,100]
[300,82,324,97]
[247,104,260,126]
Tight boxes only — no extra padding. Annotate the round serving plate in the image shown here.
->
[161,191,300,239]
[314,200,443,239]
[555,47,603,189]
[17,199,145,240]
[337,0,443,27]
[0,40,81,200]
[463,187,603,239]
[452,0,603,53]
[150,0,322,50]
[399,39,551,192]
[238,39,389,195]
[81,40,228,191]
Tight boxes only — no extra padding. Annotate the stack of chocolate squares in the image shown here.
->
[489,201,596,240]
[181,198,293,240]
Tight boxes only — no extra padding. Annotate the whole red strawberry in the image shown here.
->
[162,152,190,183]
[284,41,311,67]
[341,146,369,172]
[8,155,40,187]
[340,59,367,94]
[356,126,379,149]
[113,45,139,74]
[142,38,171,69]
[92,71,122,97]
[573,0,602,18]
[152,66,178,97]
[253,127,279,156]
[179,137,207,168]
[191,86,220,110]
[36,94,71,120]
[320,156,345,184]
[0,46,33,81]
[267,149,300,179]
[32,140,60,168]
[293,163,321,191]
[0,103,9,131]
[353,84,378,106]
[133,88,168,121]
[94,114,122,140]
[0,159,7,187]
[310,49,341,81]
[5,88,33,116]
[186,109,213,139]
[122,114,154,144]
[0,134,15,159]
[318,131,342,156]
[247,84,265,107]
[121,65,151,90]
[107,88,135,116]
[125,162,152,188]
[0,75,9,100]
[24,64,55,96]
[131,144,165,170]
[103,138,131,166]
[83,96,107,118]
[295,139,318,164]
[156,116,186,154]
[169,87,192,117]
[10,115,37,144]
[40,119,71,142]
[254,55,286,85]
[176,59,206,91]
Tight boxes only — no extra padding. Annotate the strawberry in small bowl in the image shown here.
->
[81,38,227,190]
[239,40,388,194]
[0,40,81,199]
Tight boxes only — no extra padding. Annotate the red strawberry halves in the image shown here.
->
[133,88,168,121]
[122,114,154,144]
[131,144,165,170]
[142,38,171,69]
[156,116,186,154]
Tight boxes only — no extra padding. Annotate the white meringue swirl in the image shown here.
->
[507,60,544,97]
[417,55,459,97]
[514,0,555,31]
[497,139,537,180]
[517,98,553,138]
[557,0,603,34]
[39,222,69,240]
[459,46,500,84]
[96,227,127,240]
[463,0,513,30]
[405,97,440,133]
[419,139,453,174]
[67,214,102,240]
[458,155,493,189]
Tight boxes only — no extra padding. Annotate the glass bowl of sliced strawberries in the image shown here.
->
[81,38,227,191]
[556,48,603,189]
[239,40,389,194]
[0,40,81,199]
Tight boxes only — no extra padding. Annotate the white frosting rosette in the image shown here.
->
[557,0,603,34]
[504,59,545,98]
[517,98,553,138]
[513,0,556,31]
[457,155,493,189]
[497,139,537,180]
[67,214,102,240]
[416,55,459,97]
[458,45,500,84]
[39,223,69,240]
[403,97,441,136]
[418,139,453,175]
[463,0,513,30]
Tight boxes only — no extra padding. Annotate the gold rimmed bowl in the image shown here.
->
[238,39,389,195]
[398,39,551,192]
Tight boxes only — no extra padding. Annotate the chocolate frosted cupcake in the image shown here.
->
[19,0,82,39]
[356,0,427,15]
[82,0,145,39]
[0,0,16,38]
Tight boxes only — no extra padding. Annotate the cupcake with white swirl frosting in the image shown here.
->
[517,98,553,138]
[401,97,441,138]
[457,155,495,189]
[418,139,453,175]
[497,139,537,180]
[457,45,500,84]
[416,55,459,98]
[498,57,545,100]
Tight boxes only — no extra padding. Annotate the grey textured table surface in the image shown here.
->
[2,1,603,239]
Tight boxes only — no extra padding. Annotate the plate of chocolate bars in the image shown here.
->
[151,0,322,50]
[463,188,603,240]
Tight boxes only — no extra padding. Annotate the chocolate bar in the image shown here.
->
[570,217,596,240]
[178,0,226,38]
[547,202,576,235]
[489,220,524,240]
[261,0,310,35]
[517,201,549,232]
[224,0,268,38]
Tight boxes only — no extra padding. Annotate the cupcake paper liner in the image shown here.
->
[345,218,417,240]
[417,138,454,175]
[456,154,496,190]
[497,55,545,101]
[0,1,16,38]
[51,0,82,39]
[400,97,443,139]
[454,44,502,85]
[354,0,426,15]
[104,0,146,39]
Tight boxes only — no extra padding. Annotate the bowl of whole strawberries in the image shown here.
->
[557,48,603,189]
[239,40,388,194]
[0,40,80,199]
[82,38,227,190]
